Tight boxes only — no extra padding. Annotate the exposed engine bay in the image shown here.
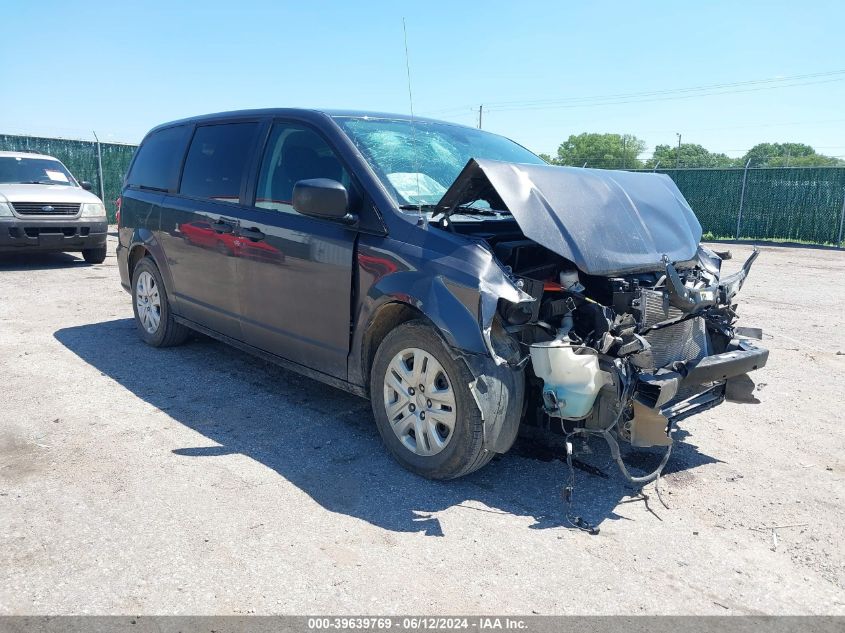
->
[482,230,765,448]
[432,159,769,505]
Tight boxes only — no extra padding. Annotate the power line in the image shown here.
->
[637,117,845,135]
[487,77,845,113]
[490,69,845,108]
[423,69,845,116]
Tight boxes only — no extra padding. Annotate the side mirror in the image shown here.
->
[80,181,93,191]
[292,178,355,223]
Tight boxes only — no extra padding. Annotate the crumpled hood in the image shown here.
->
[0,184,100,205]
[435,159,702,276]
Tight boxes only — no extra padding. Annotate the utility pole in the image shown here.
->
[676,133,682,168]
[622,136,627,169]
[478,104,483,129]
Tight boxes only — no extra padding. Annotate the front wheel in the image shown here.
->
[370,320,494,479]
[81,246,107,264]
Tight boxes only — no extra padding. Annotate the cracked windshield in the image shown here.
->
[335,116,545,208]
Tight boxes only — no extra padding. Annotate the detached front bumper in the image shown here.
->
[0,219,108,253]
[681,339,768,385]
[636,339,769,421]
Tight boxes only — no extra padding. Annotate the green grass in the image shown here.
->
[702,231,842,247]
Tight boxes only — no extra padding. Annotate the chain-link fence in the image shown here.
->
[642,167,845,245]
[0,134,136,221]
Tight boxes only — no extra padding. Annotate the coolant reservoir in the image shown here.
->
[530,340,610,419]
[559,268,585,293]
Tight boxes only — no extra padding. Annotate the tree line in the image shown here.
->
[538,133,844,169]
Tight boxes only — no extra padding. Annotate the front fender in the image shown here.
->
[350,234,534,387]
[348,271,488,391]
[368,271,487,354]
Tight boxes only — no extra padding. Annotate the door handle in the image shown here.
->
[238,227,265,241]
[210,219,235,234]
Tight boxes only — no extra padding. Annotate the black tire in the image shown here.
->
[131,257,189,348]
[81,246,107,264]
[369,320,494,480]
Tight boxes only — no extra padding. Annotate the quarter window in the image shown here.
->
[255,123,351,214]
[180,123,259,203]
[126,125,190,191]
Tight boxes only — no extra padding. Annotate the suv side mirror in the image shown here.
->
[292,178,355,223]
[80,181,93,191]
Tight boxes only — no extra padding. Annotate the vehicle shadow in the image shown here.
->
[0,252,87,270]
[55,319,722,535]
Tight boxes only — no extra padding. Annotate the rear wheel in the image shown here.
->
[370,320,493,479]
[131,258,189,347]
[81,246,107,264]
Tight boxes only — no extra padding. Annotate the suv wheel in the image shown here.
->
[82,246,107,264]
[131,258,189,347]
[370,320,494,479]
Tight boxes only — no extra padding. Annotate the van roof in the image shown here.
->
[147,108,476,136]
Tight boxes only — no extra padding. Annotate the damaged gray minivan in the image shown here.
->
[117,109,767,482]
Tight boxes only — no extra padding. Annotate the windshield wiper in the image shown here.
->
[452,205,509,216]
[17,180,64,185]
[398,203,510,218]
[398,203,439,211]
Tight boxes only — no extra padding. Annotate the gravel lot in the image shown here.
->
[1,233,843,615]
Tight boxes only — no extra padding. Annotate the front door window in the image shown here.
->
[255,123,352,214]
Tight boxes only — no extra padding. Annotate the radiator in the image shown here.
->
[640,289,710,369]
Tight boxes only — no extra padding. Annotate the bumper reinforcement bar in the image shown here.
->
[635,339,768,409]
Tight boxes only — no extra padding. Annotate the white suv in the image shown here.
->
[0,151,109,263]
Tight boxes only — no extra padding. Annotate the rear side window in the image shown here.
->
[126,125,190,191]
[179,123,259,203]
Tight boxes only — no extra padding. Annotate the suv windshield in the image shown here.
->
[0,156,76,186]
[334,116,545,208]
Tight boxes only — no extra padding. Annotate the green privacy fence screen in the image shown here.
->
[2,134,845,244]
[0,134,136,221]
[638,167,845,245]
